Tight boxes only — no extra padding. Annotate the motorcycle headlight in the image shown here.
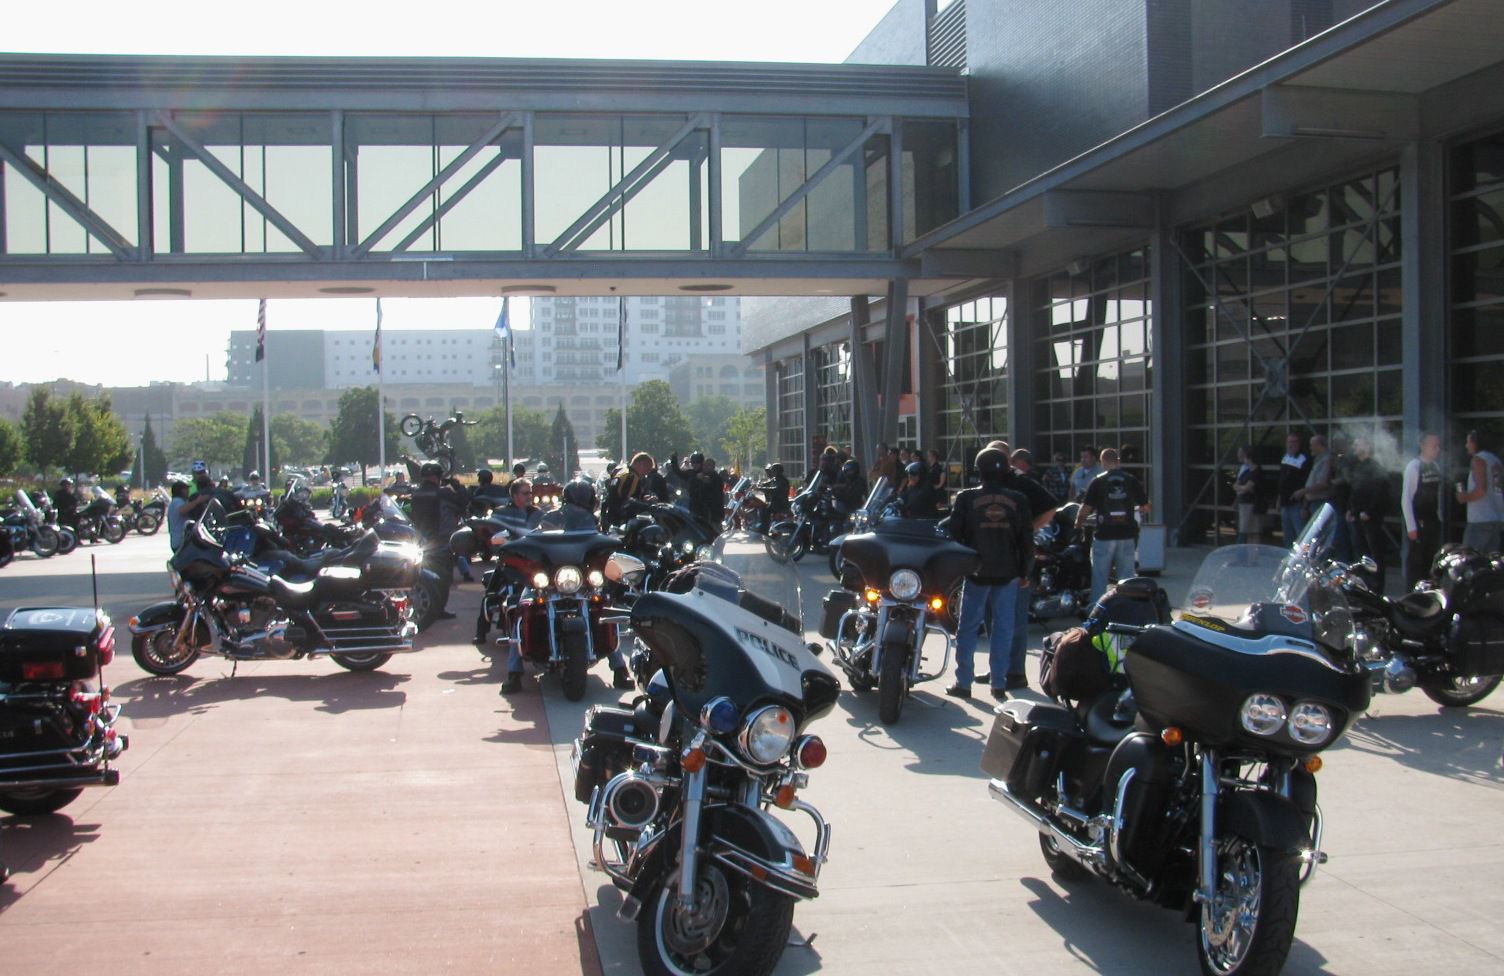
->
[1239,694,1287,736]
[738,705,796,765]
[889,568,922,602]
[1288,702,1336,747]
[531,571,550,589]
[554,566,583,595]
[694,544,714,562]
[682,540,696,554]
[586,569,605,588]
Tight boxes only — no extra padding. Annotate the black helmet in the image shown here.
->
[975,447,1010,481]
[562,479,596,511]
[765,462,783,478]
[840,459,860,480]
[688,451,704,467]
[476,468,493,485]
[420,461,444,480]
[905,461,925,478]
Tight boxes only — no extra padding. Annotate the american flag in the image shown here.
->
[255,299,267,362]
[372,298,383,372]
[617,297,626,372]
[494,297,516,369]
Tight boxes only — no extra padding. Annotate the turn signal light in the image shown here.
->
[681,747,707,773]
[792,854,816,876]
[774,784,798,809]
[1303,756,1323,774]
[864,588,881,604]
[1160,726,1184,747]
[795,735,827,769]
[929,596,945,612]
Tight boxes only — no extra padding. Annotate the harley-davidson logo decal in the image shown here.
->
[1280,604,1308,625]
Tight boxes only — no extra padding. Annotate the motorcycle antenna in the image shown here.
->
[91,553,100,611]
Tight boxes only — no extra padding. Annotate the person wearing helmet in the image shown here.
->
[54,477,79,533]
[535,462,551,480]
[538,478,601,531]
[410,461,468,617]
[687,455,725,531]
[898,460,939,519]
[757,462,791,533]
[472,467,508,510]
[943,446,1034,701]
[832,457,865,512]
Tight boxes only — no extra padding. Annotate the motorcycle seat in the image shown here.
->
[1392,588,1448,640]
[270,576,319,609]
[1079,687,1139,747]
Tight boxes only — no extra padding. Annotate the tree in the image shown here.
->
[687,394,739,457]
[721,407,768,475]
[595,381,692,463]
[241,406,278,478]
[326,386,399,483]
[169,413,245,474]
[62,392,131,479]
[270,414,329,467]
[548,403,580,478]
[130,415,168,488]
[0,418,23,477]
[472,404,551,470]
[20,388,74,477]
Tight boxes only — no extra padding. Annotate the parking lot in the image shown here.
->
[3,531,1503,974]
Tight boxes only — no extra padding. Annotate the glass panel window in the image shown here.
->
[935,290,1009,471]
[1452,129,1504,447]
[775,355,806,481]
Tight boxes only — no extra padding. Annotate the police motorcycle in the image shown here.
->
[0,607,127,816]
[570,531,838,976]
[1319,532,1504,708]
[819,515,978,723]
[983,507,1370,976]
[127,501,423,675]
[1,489,60,559]
[1028,502,1093,622]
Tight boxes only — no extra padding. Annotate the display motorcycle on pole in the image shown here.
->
[1323,530,1504,707]
[127,504,423,675]
[982,507,1370,976]
[571,532,838,976]
[819,519,978,723]
[0,607,128,816]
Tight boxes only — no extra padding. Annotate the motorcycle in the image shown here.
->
[491,525,631,700]
[764,472,854,565]
[31,492,77,555]
[570,531,838,976]
[135,487,168,536]
[1324,527,1504,707]
[126,502,423,675]
[720,476,769,533]
[329,478,350,520]
[2,489,60,559]
[820,518,978,722]
[1028,502,1093,622]
[982,510,1370,976]
[76,495,126,545]
[827,477,896,580]
[0,607,128,815]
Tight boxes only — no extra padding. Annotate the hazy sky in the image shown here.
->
[0,0,904,387]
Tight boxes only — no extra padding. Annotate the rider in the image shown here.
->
[689,456,726,531]
[603,452,669,527]
[472,467,510,510]
[53,478,78,533]
[409,462,468,619]
[493,478,543,531]
[897,461,940,519]
[832,458,866,513]
[757,462,791,533]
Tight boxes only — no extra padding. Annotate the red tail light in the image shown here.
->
[97,626,116,666]
[70,686,104,714]
[23,661,66,681]
[795,735,827,769]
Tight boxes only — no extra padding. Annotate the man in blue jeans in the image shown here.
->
[943,446,1035,701]
[1077,448,1149,604]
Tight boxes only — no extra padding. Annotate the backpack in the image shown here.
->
[1039,626,1111,702]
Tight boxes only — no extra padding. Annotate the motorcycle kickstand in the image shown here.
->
[787,931,817,950]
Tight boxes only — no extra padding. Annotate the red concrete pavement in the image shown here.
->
[0,584,603,976]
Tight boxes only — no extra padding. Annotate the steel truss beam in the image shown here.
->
[0,140,135,260]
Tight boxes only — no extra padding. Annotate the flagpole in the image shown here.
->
[619,295,627,460]
[376,299,386,486]
[261,305,271,481]
[505,300,514,468]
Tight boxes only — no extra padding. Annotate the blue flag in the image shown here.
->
[495,297,516,369]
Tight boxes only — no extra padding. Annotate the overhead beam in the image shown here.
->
[0,140,136,260]
[918,247,1017,279]
[1041,190,1155,230]
[390,149,511,253]
[1261,84,1419,141]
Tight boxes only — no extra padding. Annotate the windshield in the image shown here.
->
[376,493,409,523]
[710,528,804,629]
[14,489,37,515]
[1182,537,1352,651]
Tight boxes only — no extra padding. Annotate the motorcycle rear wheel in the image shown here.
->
[1038,833,1091,882]
[132,626,201,676]
[135,512,161,535]
[1421,672,1502,707]
[877,643,908,724]
[637,863,795,976]
[102,519,126,544]
[56,528,78,555]
[1196,835,1300,976]
[331,652,392,672]
[560,634,588,702]
[0,787,85,816]
[410,579,443,632]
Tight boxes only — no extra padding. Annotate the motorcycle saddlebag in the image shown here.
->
[0,608,110,682]
[361,541,421,589]
[980,699,1081,801]
[1447,612,1504,678]
[573,704,651,804]
[819,589,859,641]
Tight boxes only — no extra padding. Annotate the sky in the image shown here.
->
[0,0,905,388]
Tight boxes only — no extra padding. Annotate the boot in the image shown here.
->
[500,671,523,694]
[613,666,635,690]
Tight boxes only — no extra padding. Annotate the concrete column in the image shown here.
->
[1400,140,1447,447]
[916,298,943,451]
[1003,277,1030,446]
[850,297,878,471]
[1150,194,1184,539]
[879,278,910,444]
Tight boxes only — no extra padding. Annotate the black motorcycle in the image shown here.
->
[765,471,853,565]
[76,495,126,545]
[126,503,423,675]
[983,523,1369,976]
[820,519,978,722]
[571,536,837,976]
[0,607,128,816]
[1028,502,1093,622]
[1326,526,1504,707]
[1,489,60,559]
[827,477,896,580]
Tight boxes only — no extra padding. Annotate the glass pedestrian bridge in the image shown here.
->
[0,54,969,300]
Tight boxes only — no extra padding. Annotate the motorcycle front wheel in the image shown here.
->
[560,632,588,702]
[30,525,59,558]
[1421,672,1502,707]
[1197,834,1300,976]
[55,528,78,555]
[877,642,908,724]
[0,787,85,816]
[410,579,443,631]
[131,626,201,676]
[135,512,161,535]
[637,863,796,976]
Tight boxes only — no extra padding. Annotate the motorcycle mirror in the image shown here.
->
[1360,555,1378,574]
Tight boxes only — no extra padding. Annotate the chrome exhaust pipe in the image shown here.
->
[988,777,1104,870]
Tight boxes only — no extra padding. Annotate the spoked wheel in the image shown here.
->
[30,525,59,558]
[560,634,588,702]
[410,579,442,632]
[399,414,424,437]
[1196,834,1301,976]
[637,863,795,976]
[0,787,85,816]
[102,519,126,544]
[1421,673,1502,707]
[877,643,908,724]
[131,625,201,676]
[763,530,794,564]
[135,512,161,535]
[331,652,392,672]
[56,528,78,555]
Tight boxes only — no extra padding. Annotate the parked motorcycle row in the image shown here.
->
[6,473,1502,976]
[1,485,167,570]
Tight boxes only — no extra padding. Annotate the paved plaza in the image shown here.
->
[2,531,1503,974]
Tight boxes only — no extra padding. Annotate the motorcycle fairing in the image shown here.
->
[839,523,979,591]
[500,529,621,572]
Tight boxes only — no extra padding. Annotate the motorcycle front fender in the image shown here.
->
[130,600,185,634]
[1221,788,1308,855]
[879,615,915,650]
